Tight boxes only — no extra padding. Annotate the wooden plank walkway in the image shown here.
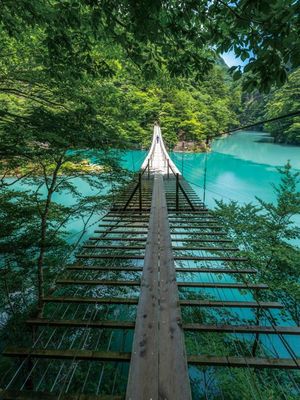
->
[1,125,300,400]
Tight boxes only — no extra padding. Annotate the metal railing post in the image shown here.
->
[176,173,179,211]
[147,159,150,179]
[139,173,142,211]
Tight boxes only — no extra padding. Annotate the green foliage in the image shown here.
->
[238,67,300,145]
[265,69,300,144]
[214,163,300,323]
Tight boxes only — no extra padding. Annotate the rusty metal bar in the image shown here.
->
[76,254,144,260]
[27,319,135,330]
[183,324,300,335]
[67,265,143,272]
[3,347,131,362]
[172,246,239,251]
[177,180,195,210]
[175,267,257,274]
[0,390,122,400]
[177,282,268,289]
[89,237,147,242]
[55,279,140,286]
[43,297,139,305]
[82,245,145,250]
[174,256,247,261]
[122,178,140,211]
[179,300,284,309]
[187,355,300,369]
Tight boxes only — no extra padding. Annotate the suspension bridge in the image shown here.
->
[0,125,299,399]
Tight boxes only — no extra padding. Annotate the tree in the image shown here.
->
[214,163,300,323]
[265,68,300,144]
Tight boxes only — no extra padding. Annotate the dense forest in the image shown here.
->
[1,0,300,395]
[241,68,300,144]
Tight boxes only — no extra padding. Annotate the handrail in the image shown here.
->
[139,124,196,211]
[141,125,181,175]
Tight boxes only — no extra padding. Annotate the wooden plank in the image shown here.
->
[174,256,247,261]
[175,267,257,274]
[27,318,135,329]
[3,347,131,362]
[89,237,147,242]
[76,254,144,260]
[177,282,268,289]
[179,300,284,309]
[126,174,160,399]
[170,225,223,229]
[187,355,300,369]
[82,245,145,250]
[169,215,215,219]
[170,231,227,236]
[94,230,148,234]
[158,174,192,399]
[0,390,122,400]
[104,214,149,218]
[43,296,138,305]
[111,208,151,212]
[169,220,219,224]
[98,224,148,228]
[168,208,208,212]
[183,323,300,335]
[172,239,232,243]
[103,217,149,221]
[107,212,150,215]
[56,279,140,286]
[168,211,211,215]
[67,265,143,272]
[173,246,239,251]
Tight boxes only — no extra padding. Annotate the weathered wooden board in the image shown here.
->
[158,174,192,400]
[126,174,160,399]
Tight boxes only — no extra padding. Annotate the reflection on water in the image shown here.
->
[214,131,300,168]
[170,131,300,209]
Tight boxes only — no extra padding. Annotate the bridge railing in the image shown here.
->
[141,125,181,175]
[123,125,196,211]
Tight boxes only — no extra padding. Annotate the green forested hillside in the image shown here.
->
[240,68,300,144]
[265,69,300,144]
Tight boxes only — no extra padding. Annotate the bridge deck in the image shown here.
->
[1,126,299,399]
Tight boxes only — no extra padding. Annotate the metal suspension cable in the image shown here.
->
[221,110,300,136]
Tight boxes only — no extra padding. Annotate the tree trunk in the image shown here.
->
[37,155,64,316]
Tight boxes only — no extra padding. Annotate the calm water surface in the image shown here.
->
[170,130,300,207]
[10,131,299,240]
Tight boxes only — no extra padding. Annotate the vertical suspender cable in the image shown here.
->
[176,173,179,211]
[139,173,142,211]
[203,152,208,205]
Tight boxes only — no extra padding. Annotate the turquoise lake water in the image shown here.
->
[10,131,300,243]
[170,130,300,207]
